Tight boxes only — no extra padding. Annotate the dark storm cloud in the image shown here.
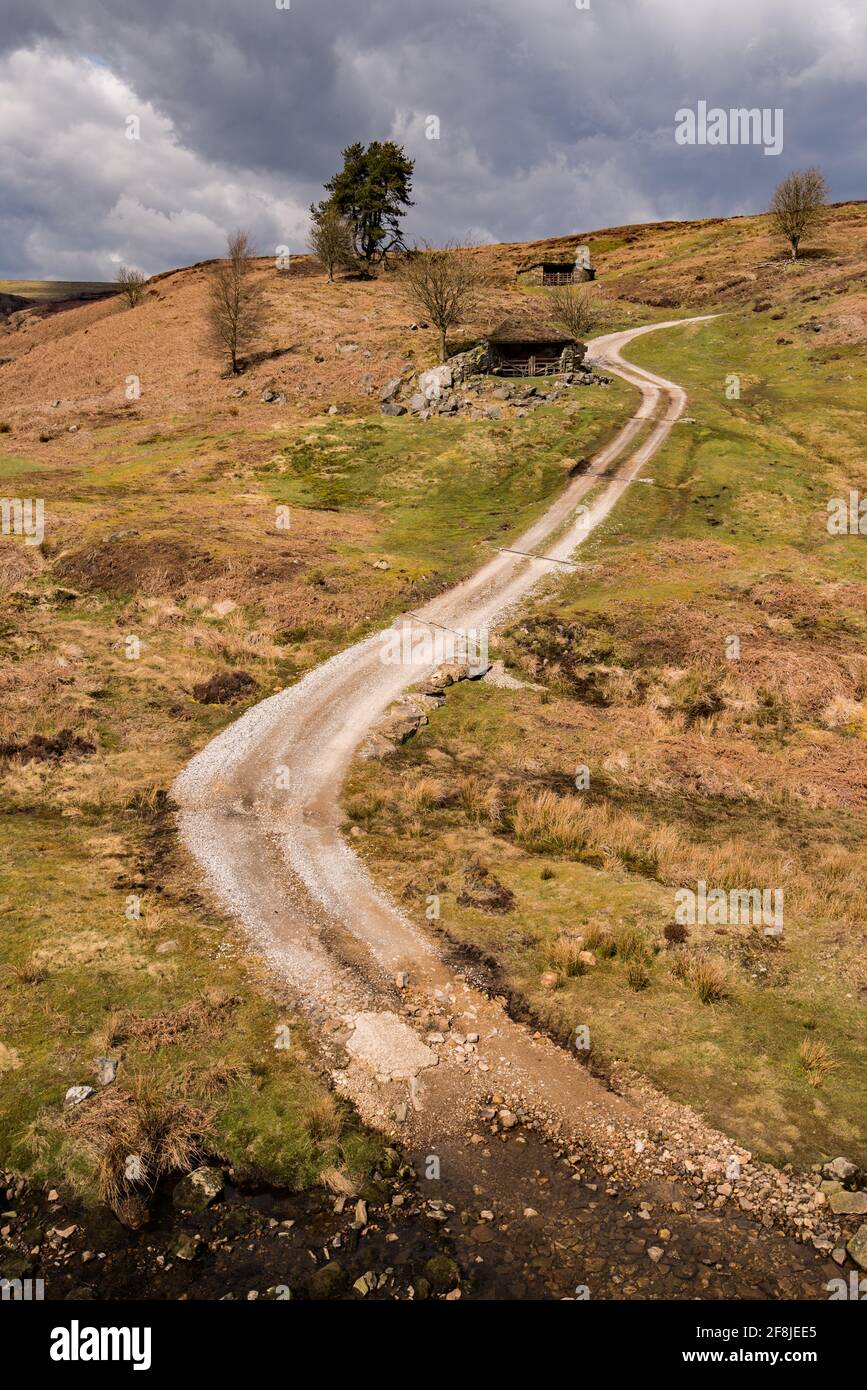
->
[1,0,864,277]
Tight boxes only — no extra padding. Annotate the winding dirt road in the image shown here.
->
[172,319,839,1297]
[173,318,710,1117]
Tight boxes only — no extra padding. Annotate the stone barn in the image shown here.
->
[485,318,586,377]
[516,245,596,287]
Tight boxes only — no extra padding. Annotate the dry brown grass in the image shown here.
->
[584,922,617,959]
[510,787,864,921]
[547,933,586,976]
[458,774,504,827]
[178,1060,251,1101]
[404,775,450,811]
[58,1075,213,1207]
[98,990,238,1053]
[626,960,651,991]
[3,952,46,986]
[798,1037,838,1087]
[670,951,730,1003]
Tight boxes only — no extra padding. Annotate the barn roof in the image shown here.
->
[517,259,575,272]
[486,315,575,344]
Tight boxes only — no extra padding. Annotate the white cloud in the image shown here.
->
[0,47,310,278]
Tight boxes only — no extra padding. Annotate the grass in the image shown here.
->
[344,293,867,1170]
[0,369,635,1205]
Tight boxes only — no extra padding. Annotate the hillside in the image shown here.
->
[1,202,866,1297]
[2,202,866,443]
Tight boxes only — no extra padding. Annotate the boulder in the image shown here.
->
[445,344,489,382]
[829,1191,867,1216]
[418,365,453,402]
[381,402,407,417]
[847,1226,867,1271]
[824,1157,858,1183]
[308,1262,346,1299]
[409,392,427,414]
[380,377,402,403]
[426,661,470,690]
[93,1057,117,1087]
[380,707,428,744]
[64,1085,94,1108]
[172,1165,225,1213]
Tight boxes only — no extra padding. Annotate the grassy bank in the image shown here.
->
[0,379,632,1207]
[345,304,867,1170]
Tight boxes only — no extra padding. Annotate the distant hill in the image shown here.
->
[0,202,865,439]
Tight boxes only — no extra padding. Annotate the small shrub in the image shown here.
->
[345,791,384,831]
[60,1074,213,1207]
[540,866,555,880]
[5,953,45,986]
[0,422,10,434]
[458,775,503,827]
[512,788,589,852]
[664,921,689,945]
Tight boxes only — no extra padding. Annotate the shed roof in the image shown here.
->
[517,259,575,272]
[486,316,575,344]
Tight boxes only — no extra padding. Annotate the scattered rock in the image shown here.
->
[824,1157,858,1183]
[380,402,407,417]
[93,1057,117,1087]
[173,1232,202,1262]
[423,1254,460,1292]
[847,1226,867,1271]
[308,1261,347,1299]
[418,365,453,402]
[829,1191,867,1216]
[64,1085,94,1109]
[172,1166,225,1214]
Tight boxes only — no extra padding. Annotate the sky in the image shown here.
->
[1,0,865,280]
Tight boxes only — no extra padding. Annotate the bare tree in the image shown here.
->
[546,283,597,342]
[116,265,147,308]
[307,205,356,281]
[769,168,829,260]
[399,242,482,363]
[206,230,268,374]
